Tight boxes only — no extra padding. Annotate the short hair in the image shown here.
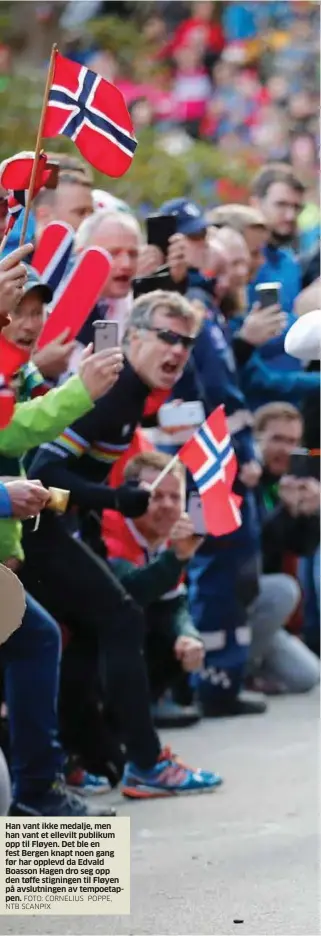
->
[127,290,204,336]
[207,204,267,233]
[75,209,140,251]
[251,163,305,199]
[254,402,303,434]
[124,450,185,484]
[46,152,93,182]
[34,172,92,209]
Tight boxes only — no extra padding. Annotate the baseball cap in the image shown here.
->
[23,266,52,304]
[159,198,208,236]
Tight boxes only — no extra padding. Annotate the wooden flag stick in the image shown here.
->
[19,43,58,246]
[149,454,180,492]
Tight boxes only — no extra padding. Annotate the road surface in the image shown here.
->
[1,691,319,936]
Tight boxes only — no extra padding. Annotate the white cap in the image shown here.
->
[284,309,321,362]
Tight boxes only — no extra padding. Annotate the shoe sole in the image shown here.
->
[121,782,222,799]
[67,785,111,796]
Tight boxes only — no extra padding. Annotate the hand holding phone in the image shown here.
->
[147,214,177,257]
[255,282,281,309]
[171,508,204,558]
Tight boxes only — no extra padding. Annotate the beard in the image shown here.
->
[270,228,296,246]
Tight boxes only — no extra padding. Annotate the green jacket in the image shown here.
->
[111,554,200,642]
[0,375,93,562]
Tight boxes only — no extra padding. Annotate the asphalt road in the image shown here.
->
[1,691,319,936]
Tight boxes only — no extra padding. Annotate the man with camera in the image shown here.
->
[245,401,320,693]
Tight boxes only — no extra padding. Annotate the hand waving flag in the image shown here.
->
[42,52,137,178]
[178,405,242,537]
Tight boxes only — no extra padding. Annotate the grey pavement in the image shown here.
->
[1,691,319,936]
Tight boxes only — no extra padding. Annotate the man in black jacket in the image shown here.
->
[23,290,222,799]
[245,401,320,691]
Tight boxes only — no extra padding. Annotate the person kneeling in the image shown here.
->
[103,452,204,729]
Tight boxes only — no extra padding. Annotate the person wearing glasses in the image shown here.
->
[22,290,222,800]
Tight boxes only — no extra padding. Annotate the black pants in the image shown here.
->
[145,603,193,705]
[22,515,160,771]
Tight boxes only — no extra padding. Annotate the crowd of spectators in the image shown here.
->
[0,1,320,816]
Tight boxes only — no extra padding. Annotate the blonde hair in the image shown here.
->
[207,204,266,233]
[124,451,185,484]
[254,402,303,434]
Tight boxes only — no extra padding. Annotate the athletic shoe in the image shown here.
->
[66,766,111,796]
[151,695,202,729]
[202,690,268,717]
[121,746,223,799]
[9,777,116,816]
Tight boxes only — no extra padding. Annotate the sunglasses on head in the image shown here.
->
[143,325,195,350]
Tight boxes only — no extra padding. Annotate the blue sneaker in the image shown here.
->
[66,767,112,796]
[121,747,223,799]
[9,777,116,816]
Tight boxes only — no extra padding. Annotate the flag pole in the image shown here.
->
[149,454,180,492]
[19,43,58,246]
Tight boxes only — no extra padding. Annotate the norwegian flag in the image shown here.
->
[42,52,137,178]
[2,192,25,237]
[0,152,56,239]
[178,405,242,537]
[0,335,29,429]
[32,221,74,294]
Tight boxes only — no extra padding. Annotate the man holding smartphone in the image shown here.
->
[246,401,320,689]
[23,291,221,799]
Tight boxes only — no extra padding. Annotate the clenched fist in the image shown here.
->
[5,479,50,519]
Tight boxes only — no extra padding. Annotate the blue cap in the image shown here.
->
[159,198,208,236]
[23,266,52,304]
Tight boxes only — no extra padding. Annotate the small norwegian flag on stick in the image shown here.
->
[150,405,242,537]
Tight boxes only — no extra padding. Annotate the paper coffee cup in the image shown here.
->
[47,487,70,514]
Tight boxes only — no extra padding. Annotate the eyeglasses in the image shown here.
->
[142,325,195,350]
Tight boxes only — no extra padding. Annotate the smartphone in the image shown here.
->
[187,492,206,536]
[146,214,177,256]
[255,282,281,309]
[289,448,320,480]
[159,401,205,430]
[93,320,119,353]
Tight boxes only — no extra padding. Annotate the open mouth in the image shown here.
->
[162,362,179,376]
[113,275,131,287]
[17,338,34,350]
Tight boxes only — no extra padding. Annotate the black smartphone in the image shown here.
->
[255,282,281,309]
[146,214,177,257]
[289,448,320,480]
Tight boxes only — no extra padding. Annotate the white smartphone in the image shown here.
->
[158,401,205,430]
[187,492,206,536]
[93,320,119,353]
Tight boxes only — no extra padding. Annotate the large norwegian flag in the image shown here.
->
[178,405,242,537]
[42,52,137,178]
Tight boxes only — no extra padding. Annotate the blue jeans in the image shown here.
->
[0,593,63,801]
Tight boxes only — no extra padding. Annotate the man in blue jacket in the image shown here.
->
[249,163,305,372]
[158,198,265,716]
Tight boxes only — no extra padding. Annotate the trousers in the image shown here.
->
[22,515,161,770]
[0,594,63,800]
[247,574,320,693]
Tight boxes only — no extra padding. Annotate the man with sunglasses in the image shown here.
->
[22,290,222,800]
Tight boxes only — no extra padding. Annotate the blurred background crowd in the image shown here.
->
[0,0,320,246]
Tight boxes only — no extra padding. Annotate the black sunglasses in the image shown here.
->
[143,325,195,350]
